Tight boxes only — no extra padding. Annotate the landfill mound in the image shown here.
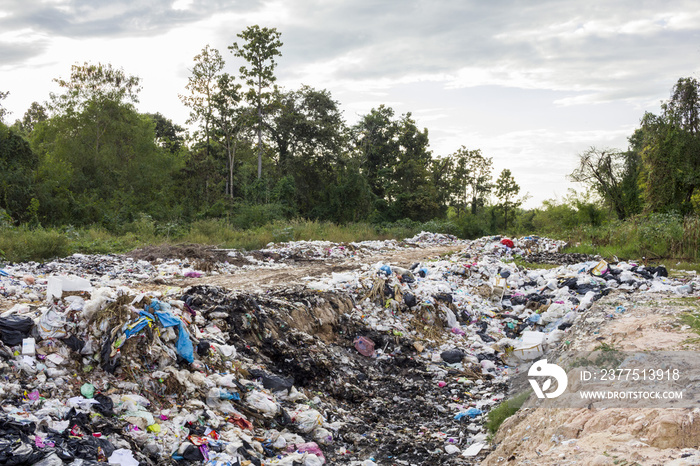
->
[0,233,698,465]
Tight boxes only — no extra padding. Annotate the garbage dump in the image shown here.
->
[0,234,697,465]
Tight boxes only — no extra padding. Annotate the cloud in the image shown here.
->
[275,0,700,112]
[0,0,262,38]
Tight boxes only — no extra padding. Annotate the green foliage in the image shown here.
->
[448,146,493,215]
[561,212,700,262]
[0,226,70,262]
[638,77,700,214]
[680,311,700,335]
[495,169,521,230]
[230,203,287,229]
[486,391,531,435]
[50,62,141,113]
[353,107,442,222]
[0,123,39,224]
[33,82,182,227]
[229,25,283,179]
[0,91,11,123]
[570,147,641,220]
[452,211,490,239]
[179,45,226,156]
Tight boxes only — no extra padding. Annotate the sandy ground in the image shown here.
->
[167,244,463,292]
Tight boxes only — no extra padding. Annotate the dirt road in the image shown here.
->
[168,244,464,291]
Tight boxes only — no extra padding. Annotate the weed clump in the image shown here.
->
[486,391,531,435]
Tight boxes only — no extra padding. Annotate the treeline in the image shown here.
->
[1,25,699,244]
[0,26,521,234]
[568,77,700,219]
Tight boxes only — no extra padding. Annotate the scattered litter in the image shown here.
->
[0,234,695,464]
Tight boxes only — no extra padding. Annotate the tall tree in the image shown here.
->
[14,102,48,136]
[450,146,493,215]
[34,63,179,226]
[389,113,439,221]
[0,122,38,223]
[268,86,347,216]
[180,45,225,158]
[353,105,399,201]
[570,147,630,220]
[212,72,245,198]
[353,107,439,221]
[229,25,283,179]
[638,77,700,213]
[50,62,141,113]
[495,168,521,230]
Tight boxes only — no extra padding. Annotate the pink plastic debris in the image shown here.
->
[287,442,326,463]
[353,336,375,357]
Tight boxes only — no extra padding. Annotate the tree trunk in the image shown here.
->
[257,77,263,179]
[229,141,237,199]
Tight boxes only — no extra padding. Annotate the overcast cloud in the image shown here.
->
[1,0,699,207]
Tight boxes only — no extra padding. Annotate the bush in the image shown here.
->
[230,203,287,229]
[0,226,70,263]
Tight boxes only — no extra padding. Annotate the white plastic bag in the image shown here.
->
[246,390,278,417]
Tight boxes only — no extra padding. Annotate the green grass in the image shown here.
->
[0,227,71,263]
[680,311,700,335]
[507,256,559,270]
[0,218,436,263]
[486,391,531,435]
[560,213,700,262]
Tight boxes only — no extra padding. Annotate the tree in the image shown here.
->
[388,113,440,221]
[638,77,700,213]
[353,105,399,202]
[0,91,10,123]
[450,146,493,215]
[212,72,245,198]
[570,147,630,219]
[179,45,225,158]
[33,64,179,226]
[495,168,521,230]
[0,122,38,223]
[50,62,141,113]
[353,106,440,221]
[146,112,187,154]
[267,86,348,216]
[229,25,283,179]
[14,102,48,136]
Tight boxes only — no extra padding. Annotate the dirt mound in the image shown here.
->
[524,251,596,265]
[127,243,247,267]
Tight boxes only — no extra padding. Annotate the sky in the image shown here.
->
[1,0,700,208]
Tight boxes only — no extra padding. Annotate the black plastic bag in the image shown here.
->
[0,315,34,346]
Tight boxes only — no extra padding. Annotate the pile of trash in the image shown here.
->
[1,234,465,303]
[0,234,697,465]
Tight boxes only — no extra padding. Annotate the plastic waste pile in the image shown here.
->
[0,234,697,465]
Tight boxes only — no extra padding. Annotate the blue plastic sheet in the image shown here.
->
[153,306,194,363]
